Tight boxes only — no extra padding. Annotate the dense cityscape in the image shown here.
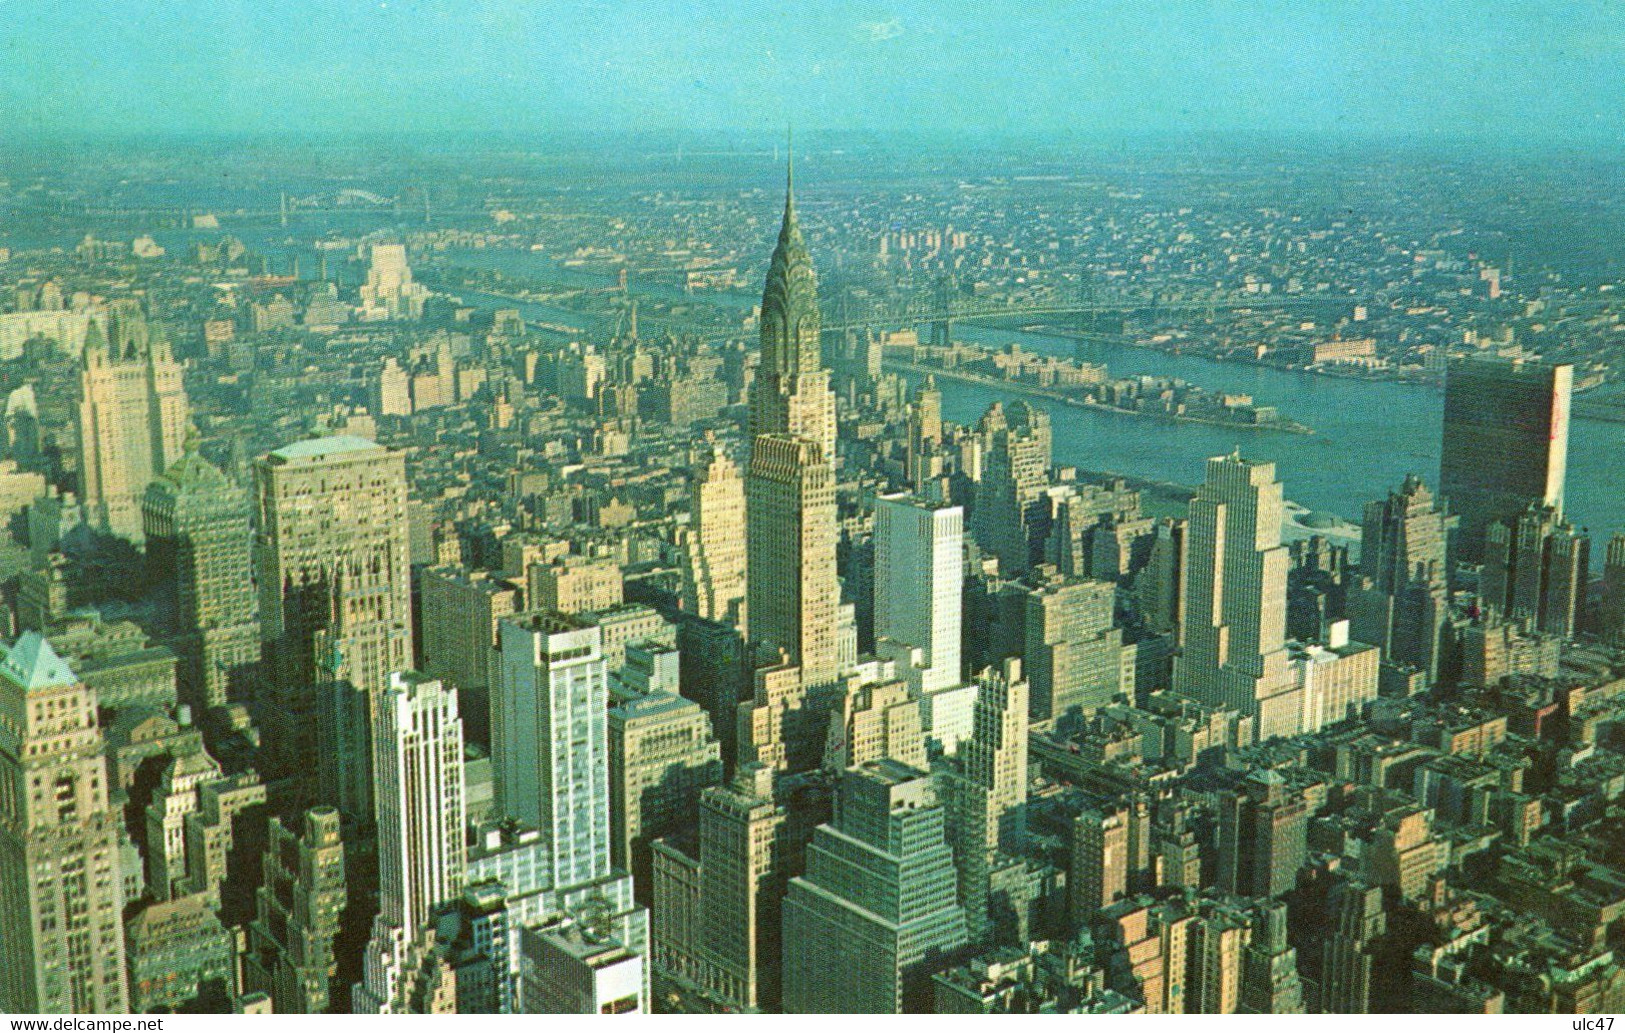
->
[1,128,1625,1018]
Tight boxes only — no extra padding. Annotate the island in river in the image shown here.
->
[880,335,1314,435]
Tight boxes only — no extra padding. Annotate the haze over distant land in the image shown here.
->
[7,0,1625,144]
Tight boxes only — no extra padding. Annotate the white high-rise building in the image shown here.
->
[680,443,747,627]
[374,671,466,940]
[495,612,612,889]
[355,672,466,1013]
[489,613,651,1013]
[1174,452,1300,740]
[358,244,429,321]
[874,493,963,695]
[75,306,188,542]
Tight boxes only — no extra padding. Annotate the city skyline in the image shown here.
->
[4,19,1625,1014]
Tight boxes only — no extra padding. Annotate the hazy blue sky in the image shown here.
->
[6,0,1624,142]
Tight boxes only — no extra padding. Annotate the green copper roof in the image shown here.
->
[156,445,230,492]
[0,632,79,692]
[268,434,383,462]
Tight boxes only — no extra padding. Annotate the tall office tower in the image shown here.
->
[356,673,467,1013]
[911,375,943,449]
[1216,770,1309,899]
[1238,903,1304,1014]
[373,673,466,941]
[782,761,969,1014]
[143,444,261,710]
[1599,534,1625,646]
[959,658,1029,854]
[972,401,1052,576]
[679,443,748,627]
[1186,901,1252,1015]
[1097,900,1194,1014]
[1070,806,1129,923]
[608,688,723,902]
[675,616,751,768]
[692,764,789,1010]
[358,243,429,321]
[180,772,269,927]
[253,436,412,794]
[906,376,946,492]
[0,634,130,1013]
[1174,453,1300,740]
[874,493,963,694]
[74,307,189,541]
[745,434,840,687]
[1439,357,1572,562]
[1479,502,1590,639]
[494,612,611,888]
[935,679,1049,946]
[1016,567,1134,725]
[747,153,836,467]
[419,565,520,748]
[826,678,927,771]
[1130,517,1187,640]
[371,356,413,417]
[1349,475,1453,683]
[1318,878,1386,1013]
[243,807,348,1015]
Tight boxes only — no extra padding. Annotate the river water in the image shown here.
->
[444,250,1625,552]
[940,324,1625,556]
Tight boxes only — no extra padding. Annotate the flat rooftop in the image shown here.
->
[266,435,384,463]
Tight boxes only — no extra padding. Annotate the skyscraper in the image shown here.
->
[1016,567,1133,725]
[143,443,261,710]
[745,434,840,687]
[607,688,723,901]
[906,375,944,492]
[1439,357,1572,563]
[1349,475,1453,684]
[242,807,348,1015]
[743,155,843,706]
[488,611,651,1011]
[1070,806,1129,923]
[971,401,1052,576]
[695,764,789,1010]
[1174,453,1299,740]
[747,152,836,467]
[1216,770,1309,899]
[1598,534,1625,646]
[874,492,963,694]
[74,306,189,541]
[0,634,131,1013]
[494,612,611,888]
[960,658,1030,855]
[680,443,748,627]
[356,672,467,1013]
[1479,502,1590,639]
[253,436,413,795]
[374,672,466,942]
[358,243,430,321]
[419,565,520,748]
[781,761,969,1013]
[1238,903,1304,1014]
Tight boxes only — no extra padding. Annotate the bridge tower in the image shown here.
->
[929,273,955,348]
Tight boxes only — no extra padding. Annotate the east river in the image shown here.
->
[437,250,1625,557]
[941,324,1625,557]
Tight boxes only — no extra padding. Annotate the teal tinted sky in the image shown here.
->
[6,0,1624,142]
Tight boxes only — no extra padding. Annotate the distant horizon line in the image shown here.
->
[6,124,1625,156]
